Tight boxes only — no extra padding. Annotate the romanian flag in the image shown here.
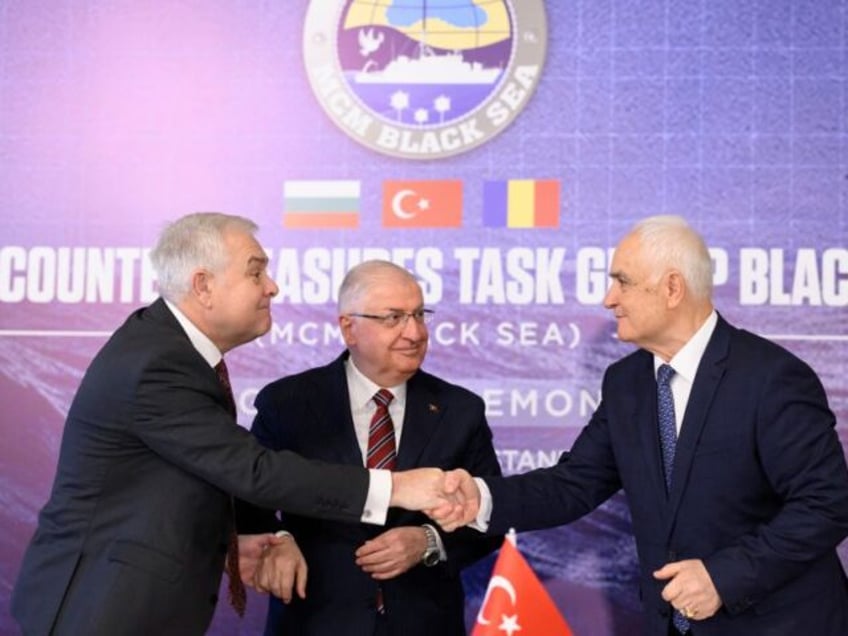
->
[283,180,360,229]
[382,180,463,228]
[483,179,560,228]
[472,533,573,636]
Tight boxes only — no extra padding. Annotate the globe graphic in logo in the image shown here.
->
[303,0,547,159]
[337,0,513,127]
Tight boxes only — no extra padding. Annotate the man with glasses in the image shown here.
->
[236,259,502,636]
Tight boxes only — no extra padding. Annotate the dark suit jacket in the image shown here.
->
[237,352,503,636]
[485,315,848,635]
[12,299,370,636]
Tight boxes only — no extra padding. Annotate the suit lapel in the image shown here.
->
[395,373,441,470]
[664,317,731,536]
[318,354,365,466]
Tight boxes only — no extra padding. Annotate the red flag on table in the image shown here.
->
[472,533,574,636]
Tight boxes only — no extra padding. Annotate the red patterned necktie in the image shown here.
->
[366,388,396,615]
[215,359,246,618]
[366,389,397,470]
[215,359,237,418]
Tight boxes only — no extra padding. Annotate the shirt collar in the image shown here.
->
[164,299,222,368]
[654,310,718,382]
[344,356,407,409]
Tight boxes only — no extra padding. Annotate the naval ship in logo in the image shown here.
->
[303,0,547,160]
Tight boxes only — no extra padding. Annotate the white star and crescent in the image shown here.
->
[498,614,522,636]
[390,189,430,220]
[476,573,524,634]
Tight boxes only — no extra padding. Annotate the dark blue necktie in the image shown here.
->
[657,363,690,634]
[657,363,678,491]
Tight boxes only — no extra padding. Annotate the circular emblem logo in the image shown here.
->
[303,0,547,160]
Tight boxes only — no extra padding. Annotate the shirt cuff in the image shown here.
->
[361,468,391,525]
[470,477,493,532]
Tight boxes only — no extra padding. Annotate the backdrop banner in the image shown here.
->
[1,2,845,635]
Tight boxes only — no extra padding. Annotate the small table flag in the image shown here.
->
[472,531,574,636]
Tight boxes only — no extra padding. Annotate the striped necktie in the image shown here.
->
[367,389,397,471]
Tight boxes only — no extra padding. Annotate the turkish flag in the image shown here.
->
[382,180,463,228]
[472,537,574,636]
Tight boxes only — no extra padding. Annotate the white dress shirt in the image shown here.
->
[345,358,445,556]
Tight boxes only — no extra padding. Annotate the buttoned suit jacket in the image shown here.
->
[238,352,503,636]
[12,299,369,636]
[485,314,848,635]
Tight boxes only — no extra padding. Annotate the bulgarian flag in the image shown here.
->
[472,532,574,636]
[283,180,360,229]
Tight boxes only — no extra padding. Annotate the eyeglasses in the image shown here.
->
[347,309,435,329]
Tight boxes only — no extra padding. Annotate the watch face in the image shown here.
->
[422,525,440,566]
[423,549,440,567]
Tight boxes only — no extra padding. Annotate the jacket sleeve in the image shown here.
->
[131,348,369,524]
[234,387,286,533]
[704,353,848,613]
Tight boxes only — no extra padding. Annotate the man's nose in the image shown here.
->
[267,277,279,297]
[602,285,617,309]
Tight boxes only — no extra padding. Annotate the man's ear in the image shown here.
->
[191,269,214,308]
[339,314,356,347]
[666,270,686,308]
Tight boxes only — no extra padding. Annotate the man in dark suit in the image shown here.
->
[237,260,502,636]
[434,215,848,635]
[11,213,452,636]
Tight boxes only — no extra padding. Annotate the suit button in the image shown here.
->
[209,593,218,606]
[667,550,677,561]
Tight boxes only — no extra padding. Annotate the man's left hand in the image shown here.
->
[252,533,308,603]
[237,533,289,587]
[355,526,429,580]
[653,558,722,621]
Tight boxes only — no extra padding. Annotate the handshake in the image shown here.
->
[390,467,482,532]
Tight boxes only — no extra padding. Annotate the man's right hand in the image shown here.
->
[427,468,481,532]
[389,467,452,511]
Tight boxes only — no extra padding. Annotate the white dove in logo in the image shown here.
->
[358,28,384,57]
[476,574,522,636]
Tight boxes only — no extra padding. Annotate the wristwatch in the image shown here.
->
[421,524,441,567]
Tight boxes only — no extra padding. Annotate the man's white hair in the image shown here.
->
[631,214,713,300]
[149,212,257,302]
[337,260,419,314]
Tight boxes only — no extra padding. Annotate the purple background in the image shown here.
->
[1,1,846,634]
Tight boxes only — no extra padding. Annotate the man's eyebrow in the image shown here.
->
[385,305,425,312]
[609,271,632,284]
[247,255,269,267]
